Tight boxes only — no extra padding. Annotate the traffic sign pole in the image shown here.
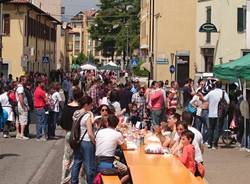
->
[169,64,175,82]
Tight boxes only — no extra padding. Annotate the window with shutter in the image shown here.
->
[237,7,246,32]
[3,14,10,35]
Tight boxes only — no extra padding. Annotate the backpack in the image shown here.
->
[217,91,229,118]
[68,111,88,150]
[8,90,17,107]
[46,95,56,111]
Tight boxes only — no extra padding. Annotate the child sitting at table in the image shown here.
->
[170,122,188,155]
[176,130,196,174]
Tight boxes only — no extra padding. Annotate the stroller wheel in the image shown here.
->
[222,130,234,145]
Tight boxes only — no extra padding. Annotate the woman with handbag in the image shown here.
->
[60,87,82,184]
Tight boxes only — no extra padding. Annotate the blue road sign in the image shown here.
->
[42,56,49,64]
[169,65,175,74]
[131,58,138,67]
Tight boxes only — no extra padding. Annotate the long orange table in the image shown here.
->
[101,175,121,184]
[123,146,204,184]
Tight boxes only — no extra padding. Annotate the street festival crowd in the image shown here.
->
[0,69,250,184]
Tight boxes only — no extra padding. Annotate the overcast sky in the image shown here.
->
[62,0,99,20]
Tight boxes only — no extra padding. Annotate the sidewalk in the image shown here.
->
[204,146,250,184]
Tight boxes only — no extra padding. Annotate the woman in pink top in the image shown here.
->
[177,130,196,174]
[167,81,178,115]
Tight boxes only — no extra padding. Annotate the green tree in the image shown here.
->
[133,59,149,77]
[76,52,87,65]
[89,0,140,63]
[87,52,95,62]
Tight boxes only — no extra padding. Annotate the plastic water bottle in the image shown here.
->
[127,121,133,141]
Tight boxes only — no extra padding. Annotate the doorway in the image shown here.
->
[176,55,190,87]
[201,48,214,72]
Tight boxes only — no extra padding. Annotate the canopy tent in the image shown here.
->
[80,63,97,70]
[213,54,250,81]
[214,54,250,149]
[99,62,121,71]
[71,64,80,69]
[106,61,118,67]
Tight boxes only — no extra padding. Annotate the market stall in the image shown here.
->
[80,63,97,71]
[214,53,250,148]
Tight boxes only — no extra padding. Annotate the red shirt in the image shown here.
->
[179,144,196,174]
[34,86,46,108]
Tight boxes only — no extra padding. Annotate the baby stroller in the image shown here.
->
[221,116,237,146]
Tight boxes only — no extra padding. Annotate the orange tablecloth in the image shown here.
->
[123,146,204,184]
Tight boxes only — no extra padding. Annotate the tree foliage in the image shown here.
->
[89,0,140,61]
[133,59,150,77]
[72,52,87,65]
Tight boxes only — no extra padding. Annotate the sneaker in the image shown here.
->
[246,148,250,153]
[240,147,246,151]
[21,136,30,140]
[212,147,217,150]
[236,142,241,147]
[16,134,22,139]
[40,137,47,141]
[207,145,212,149]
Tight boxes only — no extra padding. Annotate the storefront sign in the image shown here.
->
[199,23,217,32]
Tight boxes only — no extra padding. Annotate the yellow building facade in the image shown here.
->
[1,1,60,78]
[60,24,72,71]
[196,0,247,73]
[140,0,197,86]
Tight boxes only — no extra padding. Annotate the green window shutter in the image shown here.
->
[237,8,244,32]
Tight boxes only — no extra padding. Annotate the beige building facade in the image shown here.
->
[68,12,84,59]
[140,0,197,85]
[82,9,97,59]
[60,24,72,71]
[31,0,63,70]
[140,0,150,63]
[1,1,60,78]
[196,0,247,73]
[68,9,110,65]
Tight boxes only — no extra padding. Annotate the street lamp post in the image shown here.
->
[153,13,161,80]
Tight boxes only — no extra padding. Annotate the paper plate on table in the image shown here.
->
[144,144,164,154]
[126,141,138,150]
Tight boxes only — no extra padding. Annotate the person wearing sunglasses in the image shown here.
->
[94,104,112,129]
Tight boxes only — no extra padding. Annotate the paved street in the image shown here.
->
[0,125,64,184]
[1,125,250,184]
[204,145,250,184]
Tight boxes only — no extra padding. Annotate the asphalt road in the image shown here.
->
[0,125,64,184]
[204,145,250,184]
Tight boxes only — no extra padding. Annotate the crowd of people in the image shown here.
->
[0,69,250,184]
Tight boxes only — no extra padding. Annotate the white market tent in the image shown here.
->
[106,61,118,67]
[80,64,97,71]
